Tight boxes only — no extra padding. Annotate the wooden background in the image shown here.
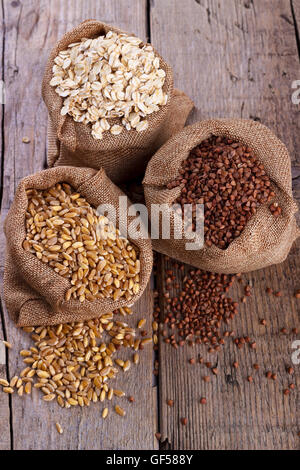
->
[0,0,299,450]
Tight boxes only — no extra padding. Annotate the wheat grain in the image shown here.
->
[0,379,9,387]
[24,183,140,303]
[55,422,63,434]
[0,306,152,417]
[115,405,126,417]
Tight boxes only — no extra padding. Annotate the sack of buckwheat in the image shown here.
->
[42,20,194,185]
[143,119,299,273]
[3,166,153,327]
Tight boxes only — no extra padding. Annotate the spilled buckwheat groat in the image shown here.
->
[161,262,238,350]
[23,183,140,303]
[0,307,152,412]
[153,256,299,439]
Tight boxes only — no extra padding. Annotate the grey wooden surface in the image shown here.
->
[0,0,11,451]
[0,0,299,450]
[151,0,300,450]
[0,0,156,451]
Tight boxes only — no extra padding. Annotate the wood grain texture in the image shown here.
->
[157,246,300,450]
[150,0,300,449]
[292,0,300,34]
[0,0,11,451]
[150,0,299,157]
[0,311,10,451]
[0,0,156,450]
[291,0,300,210]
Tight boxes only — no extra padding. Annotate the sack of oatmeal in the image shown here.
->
[42,20,194,184]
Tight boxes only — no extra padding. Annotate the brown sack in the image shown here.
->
[42,20,194,185]
[143,119,299,274]
[4,167,153,327]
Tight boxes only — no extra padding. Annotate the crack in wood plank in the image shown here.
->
[146,0,152,42]
[290,0,300,60]
[0,0,5,207]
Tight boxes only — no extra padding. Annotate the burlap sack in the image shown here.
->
[4,167,153,327]
[42,20,194,185]
[143,119,299,273]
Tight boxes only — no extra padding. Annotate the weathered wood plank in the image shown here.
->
[0,287,11,453]
[291,0,300,37]
[0,311,11,451]
[0,0,156,450]
[158,245,300,450]
[0,0,11,451]
[291,0,300,211]
[151,0,300,449]
[291,0,300,210]
[151,0,299,159]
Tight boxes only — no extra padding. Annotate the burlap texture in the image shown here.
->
[4,167,153,327]
[42,20,194,184]
[143,119,299,274]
